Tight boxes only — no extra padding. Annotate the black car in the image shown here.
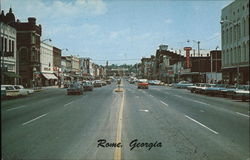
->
[82,81,93,91]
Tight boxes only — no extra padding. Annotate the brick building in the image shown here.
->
[15,16,42,87]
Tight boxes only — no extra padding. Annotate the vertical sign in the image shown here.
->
[184,47,192,68]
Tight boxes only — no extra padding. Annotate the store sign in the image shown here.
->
[184,47,192,68]
[44,67,50,71]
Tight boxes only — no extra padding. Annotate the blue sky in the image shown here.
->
[1,0,233,65]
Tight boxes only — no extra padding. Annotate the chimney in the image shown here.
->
[28,17,36,25]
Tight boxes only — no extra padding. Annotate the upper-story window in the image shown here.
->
[31,33,35,44]
[9,39,11,52]
[12,41,14,54]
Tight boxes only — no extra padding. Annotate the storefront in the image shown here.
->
[41,73,58,86]
[2,71,21,85]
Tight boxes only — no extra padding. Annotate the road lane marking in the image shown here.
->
[22,113,48,126]
[139,109,149,112]
[6,105,27,111]
[185,115,218,134]
[64,101,73,107]
[236,112,250,118]
[193,100,210,106]
[160,100,168,107]
[174,95,183,98]
[200,110,205,112]
[174,95,211,106]
[149,94,154,97]
[114,82,125,160]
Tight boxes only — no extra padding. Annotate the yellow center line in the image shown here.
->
[114,81,125,160]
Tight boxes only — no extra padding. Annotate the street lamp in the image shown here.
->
[220,20,239,84]
[187,39,200,56]
[41,38,52,43]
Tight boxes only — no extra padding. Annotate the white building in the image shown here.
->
[40,42,58,85]
[0,21,19,84]
[221,0,249,84]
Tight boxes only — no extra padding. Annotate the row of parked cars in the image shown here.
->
[66,79,112,95]
[1,85,34,99]
[127,77,165,89]
[172,81,249,102]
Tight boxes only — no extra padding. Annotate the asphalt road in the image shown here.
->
[1,80,249,160]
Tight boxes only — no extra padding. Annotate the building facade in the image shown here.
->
[221,0,249,84]
[0,9,19,85]
[15,17,42,88]
[53,47,61,84]
[40,42,58,86]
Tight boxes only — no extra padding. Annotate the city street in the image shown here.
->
[2,80,249,160]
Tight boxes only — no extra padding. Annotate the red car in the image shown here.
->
[137,79,149,89]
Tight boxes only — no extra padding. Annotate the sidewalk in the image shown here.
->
[29,86,61,92]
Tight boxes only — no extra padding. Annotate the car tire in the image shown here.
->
[242,96,246,102]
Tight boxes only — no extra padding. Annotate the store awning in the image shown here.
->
[3,72,21,78]
[42,73,58,80]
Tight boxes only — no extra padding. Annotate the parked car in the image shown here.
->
[1,85,6,99]
[101,80,107,86]
[219,85,237,97]
[148,80,162,85]
[67,82,84,95]
[173,81,193,89]
[194,83,215,94]
[148,80,155,85]
[82,81,93,91]
[187,83,202,93]
[106,79,112,84]
[1,85,20,97]
[93,80,102,87]
[14,85,34,94]
[137,79,149,89]
[64,82,70,88]
[232,85,250,101]
[203,84,228,96]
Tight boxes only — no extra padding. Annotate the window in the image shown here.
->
[238,23,241,40]
[4,38,7,52]
[238,46,241,63]
[31,33,35,44]
[12,41,14,53]
[0,37,3,55]
[9,39,11,52]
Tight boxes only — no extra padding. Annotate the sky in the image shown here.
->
[1,0,233,65]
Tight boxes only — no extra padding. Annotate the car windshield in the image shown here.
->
[1,1,249,160]
[14,86,21,89]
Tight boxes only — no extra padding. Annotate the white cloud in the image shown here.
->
[2,0,107,22]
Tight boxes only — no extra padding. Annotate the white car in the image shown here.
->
[1,85,20,97]
[14,85,34,94]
